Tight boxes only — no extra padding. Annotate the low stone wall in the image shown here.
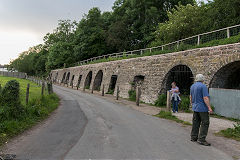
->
[210,88,240,119]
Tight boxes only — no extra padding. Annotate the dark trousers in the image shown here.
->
[171,100,179,112]
[191,112,210,142]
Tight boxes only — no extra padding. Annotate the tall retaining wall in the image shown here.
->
[51,43,240,104]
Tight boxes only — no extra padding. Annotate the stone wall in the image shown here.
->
[51,43,240,104]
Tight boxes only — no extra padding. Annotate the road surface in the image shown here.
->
[2,85,232,160]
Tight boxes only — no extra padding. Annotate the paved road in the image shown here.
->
[3,85,232,160]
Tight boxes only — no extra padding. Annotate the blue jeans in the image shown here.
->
[172,100,179,112]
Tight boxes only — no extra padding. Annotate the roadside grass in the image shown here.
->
[0,76,42,105]
[79,33,240,66]
[155,111,191,126]
[0,76,60,146]
[216,123,240,141]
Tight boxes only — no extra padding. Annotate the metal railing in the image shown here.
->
[73,24,240,66]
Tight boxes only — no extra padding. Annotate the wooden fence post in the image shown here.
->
[91,86,94,94]
[102,85,104,96]
[50,81,53,94]
[167,91,171,111]
[116,86,119,100]
[47,82,51,94]
[136,86,141,106]
[41,81,45,96]
[26,83,30,104]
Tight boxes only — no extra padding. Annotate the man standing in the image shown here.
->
[190,74,213,146]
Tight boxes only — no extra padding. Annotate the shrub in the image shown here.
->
[128,89,136,101]
[1,80,20,105]
[179,95,190,111]
[0,80,24,120]
[154,94,167,107]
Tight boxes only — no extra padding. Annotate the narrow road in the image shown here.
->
[3,85,232,160]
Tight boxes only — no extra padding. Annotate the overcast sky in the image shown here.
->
[0,0,116,65]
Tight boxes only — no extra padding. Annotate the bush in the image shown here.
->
[179,95,190,111]
[1,80,20,105]
[0,80,24,120]
[128,89,136,101]
[155,94,167,107]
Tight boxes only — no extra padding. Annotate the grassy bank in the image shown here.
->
[0,76,60,146]
[80,33,240,66]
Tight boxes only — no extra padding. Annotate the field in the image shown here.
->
[0,76,42,104]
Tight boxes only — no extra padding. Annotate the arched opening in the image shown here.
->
[84,71,92,89]
[70,75,75,88]
[93,70,103,91]
[108,75,118,94]
[163,65,194,94]
[61,72,66,84]
[210,61,240,89]
[66,72,70,85]
[77,75,82,90]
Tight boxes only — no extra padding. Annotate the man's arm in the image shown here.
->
[203,96,213,114]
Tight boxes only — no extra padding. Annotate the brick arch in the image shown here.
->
[160,62,194,94]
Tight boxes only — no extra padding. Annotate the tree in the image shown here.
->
[107,0,195,51]
[207,0,240,30]
[73,8,113,61]
[153,3,209,44]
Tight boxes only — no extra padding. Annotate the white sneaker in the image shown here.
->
[176,111,178,113]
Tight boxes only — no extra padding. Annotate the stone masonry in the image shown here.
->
[51,43,240,104]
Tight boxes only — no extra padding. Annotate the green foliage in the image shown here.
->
[106,89,114,95]
[153,0,240,45]
[0,76,60,146]
[128,89,136,101]
[217,122,240,141]
[156,111,191,125]
[154,94,167,107]
[0,80,24,120]
[179,95,190,111]
[85,85,90,89]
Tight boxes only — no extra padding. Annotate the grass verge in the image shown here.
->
[215,123,240,141]
[155,111,191,126]
[0,76,60,146]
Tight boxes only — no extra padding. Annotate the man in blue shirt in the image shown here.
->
[190,74,213,146]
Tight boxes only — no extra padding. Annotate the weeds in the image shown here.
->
[216,122,240,141]
[155,111,191,125]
